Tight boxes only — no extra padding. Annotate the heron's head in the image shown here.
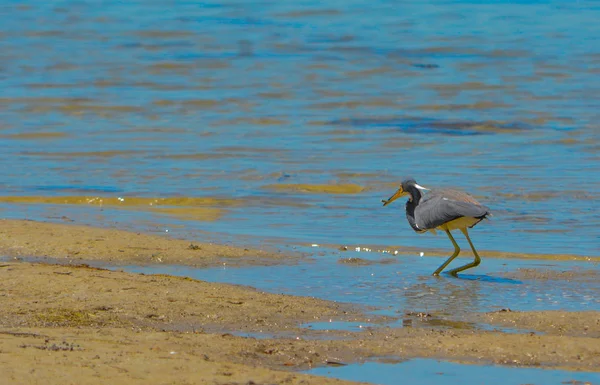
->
[382,178,429,206]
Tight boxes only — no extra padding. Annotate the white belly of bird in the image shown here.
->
[438,216,481,231]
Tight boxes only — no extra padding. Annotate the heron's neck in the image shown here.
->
[407,186,422,205]
[405,187,423,232]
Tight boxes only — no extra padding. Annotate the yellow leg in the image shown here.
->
[433,230,460,276]
[447,228,481,276]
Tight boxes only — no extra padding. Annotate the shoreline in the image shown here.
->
[1,219,596,267]
[1,219,599,384]
[0,219,302,268]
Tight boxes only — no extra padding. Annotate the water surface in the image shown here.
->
[1,0,599,257]
[124,252,600,317]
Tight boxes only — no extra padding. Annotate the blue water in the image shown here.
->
[1,0,599,257]
[307,359,600,385]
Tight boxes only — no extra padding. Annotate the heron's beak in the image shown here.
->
[382,188,408,206]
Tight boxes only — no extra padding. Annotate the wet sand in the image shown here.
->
[1,220,599,384]
[0,219,297,267]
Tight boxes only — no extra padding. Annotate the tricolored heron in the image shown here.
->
[382,178,491,276]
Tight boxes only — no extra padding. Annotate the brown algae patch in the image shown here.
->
[425,81,514,92]
[129,81,192,90]
[16,101,143,117]
[54,104,143,116]
[344,67,396,78]
[336,171,387,179]
[151,207,225,221]
[309,98,400,110]
[152,99,219,108]
[147,62,196,73]
[256,91,294,99]
[1,132,69,140]
[0,219,293,266]
[0,195,241,208]
[0,96,92,104]
[216,117,289,126]
[155,152,234,160]
[415,101,513,111]
[264,183,366,194]
[496,191,560,201]
[0,196,239,222]
[23,150,139,158]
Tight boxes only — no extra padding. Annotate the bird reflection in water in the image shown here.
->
[402,279,482,322]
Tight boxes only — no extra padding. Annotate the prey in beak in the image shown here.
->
[382,188,408,206]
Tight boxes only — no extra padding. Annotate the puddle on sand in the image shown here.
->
[306,359,600,385]
[230,331,276,340]
[304,321,371,332]
[122,249,600,330]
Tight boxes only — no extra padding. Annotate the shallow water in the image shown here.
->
[306,359,600,385]
[124,250,600,318]
[1,0,599,258]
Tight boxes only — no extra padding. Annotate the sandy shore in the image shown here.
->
[0,219,297,267]
[1,219,599,384]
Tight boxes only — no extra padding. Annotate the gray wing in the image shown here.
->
[415,190,490,230]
